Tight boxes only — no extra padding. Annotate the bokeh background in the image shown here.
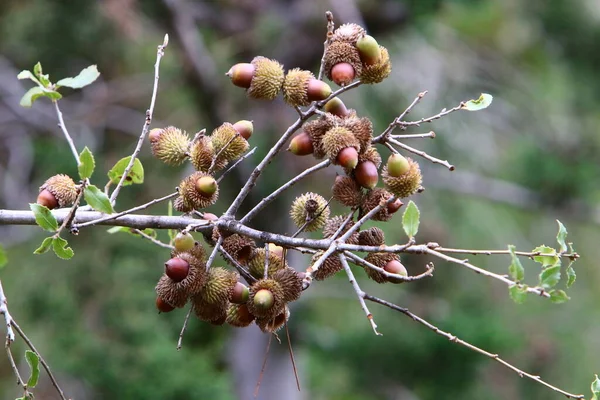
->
[1,0,599,399]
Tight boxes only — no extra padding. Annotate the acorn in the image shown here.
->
[165,257,190,282]
[354,161,379,189]
[173,231,195,252]
[358,227,385,246]
[196,176,218,197]
[248,248,287,279]
[311,251,344,281]
[148,128,163,143]
[359,46,392,84]
[283,68,331,107]
[387,198,403,214]
[332,63,355,86]
[382,155,422,198]
[384,260,408,284]
[356,35,381,66]
[203,212,219,222]
[232,120,253,140]
[323,97,351,117]
[324,42,362,86]
[155,251,207,307]
[211,122,249,163]
[337,147,359,170]
[253,289,274,311]
[332,175,363,207]
[227,56,285,100]
[360,188,396,222]
[189,135,219,172]
[200,267,239,305]
[289,192,330,232]
[172,241,207,263]
[322,215,360,244]
[322,126,360,168]
[231,282,249,304]
[364,252,398,283]
[38,174,78,208]
[272,267,303,303]
[156,296,175,313]
[221,233,256,263]
[226,303,255,327]
[331,23,366,44]
[288,132,314,156]
[226,63,255,88]
[175,171,219,212]
[267,243,284,258]
[150,126,190,166]
[248,279,285,320]
[256,306,290,333]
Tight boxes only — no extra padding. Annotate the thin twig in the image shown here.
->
[52,101,80,165]
[55,180,87,237]
[372,91,428,143]
[399,101,465,127]
[217,147,257,183]
[132,229,174,249]
[317,11,335,81]
[433,246,579,261]
[388,137,455,171]
[6,345,28,396]
[364,294,584,399]
[205,236,223,272]
[110,34,169,203]
[344,251,434,282]
[176,307,192,350]
[284,321,301,392]
[390,131,436,140]
[219,247,256,284]
[0,280,15,342]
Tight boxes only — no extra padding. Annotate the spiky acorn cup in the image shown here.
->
[331,23,366,44]
[272,267,303,303]
[227,56,285,100]
[322,127,361,169]
[358,227,385,246]
[192,295,229,324]
[189,135,220,172]
[283,68,332,107]
[211,122,249,165]
[247,248,288,279]
[322,215,360,244]
[332,175,363,207]
[360,188,401,222]
[226,303,255,327]
[324,41,363,86]
[256,306,290,333]
[172,241,206,263]
[155,251,207,308]
[289,192,330,232]
[247,279,285,320]
[359,46,392,84]
[200,267,239,306]
[303,115,337,159]
[221,233,256,263]
[364,252,406,284]
[342,116,373,152]
[358,146,382,168]
[149,126,190,166]
[174,171,219,212]
[382,154,422,198]
[38,174,78,209]
[311,250,344,281]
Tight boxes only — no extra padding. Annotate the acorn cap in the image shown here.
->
[248,248,288,279]
[211,122,249,163]
[247,279,285,320]
[303,115,337,159]
[256,306,290,333]
[358,146,382,168]
[358,227,385,246]
[311,250,344,281]
[247,56,285,100]
[176,171,219,211]
[221,233,256,263]
[331,23,366,44]
[190,135,220,172]
[226,303,255,327]
[324,42,362,85]
[359,46,392,85]
[283,68,314,107]
[332,175,363,207]
[322,215,359,245]
[382,157,422,198]
[360,188,395,222]
[289,192,330,232]
[272,267,303,303]
[322,126,361,163]
[342,117,373,152]
[199,267,239,305]
[150,126,190,166]
[364,252,401,283]
[191,293,229,323]
[39,174,78,208]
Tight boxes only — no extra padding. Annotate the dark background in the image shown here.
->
[0,0,599,399]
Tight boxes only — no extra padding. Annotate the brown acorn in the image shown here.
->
[288,132,314,156]
[331,63,356,86]
[382,155,422,198]
[156,296,175,313]
[323,41,362,86]
[175,171,219,212]
[272,267,303,303]
[256,306,290,333]
[227,57,285,100]
[360,188,396,222]
[247,248,288,279]
[150,126,190,166]
[231,282,249,304]
[322,126,360,167]
[211,122,249,164]
[311,250,344,281]
[323,97,351,117]
[359,46,392,85]
[165,257,190,282]
[322,215,359,244]
[332,175,363,207]
[289,192,330,232]
[38,174,78,208]
[331,23,366,44]
[337,147,359,170]
[226,303,255,327]
[358,227,385,246]
[364,252,404,284]
[221,233,256,263]
[155,251,208,308]
[226,63,255,88]
[354,161,379,189]
[247,279,285,320]
[232,120,253,140]
[384,260,408,284]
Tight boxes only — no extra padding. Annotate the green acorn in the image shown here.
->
[360,188,399,222]
[211,122,250,164]
[247,248,288,279]
[226,303,255,327]
[288,132,314,156]
[323,41,362,86]
[358,227,385,246]
[283,68,332,107]
[364,252,405,284]
[272,267,303,303]
[173,231,196,252]
[256,306,290,333]
[227,56,285,100]
[311,250,343,281]
[322,215,359,244]
[359,46,392,84]
[289,192,330,232]
[332,175,363,207]
[221,233,256,263]
[175,171,219,212]
[322,126,361,167]
[356,35,381,66]
[247,279,285,320]
[150,126,190,166]
[38,174,78,209]
[382,155,422,198]
[331,23,366,44]
[171,241,207,263]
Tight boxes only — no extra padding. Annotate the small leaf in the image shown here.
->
[107,227,156,238]
[507,245,525,282]
[25,350,40,388]
[0,244,7,268]
[509,285,527,304]
[52,236,74,260]
[462,93,493,111]
[539,264,561,290]
[33,62,42,78]
[556,220,568,253]
[34,237,54,255]
[56,65,100,89]
[29,203,58,232]
[591,374,600,400]
[549,289,570,304]
[107,157,144,186]
[532,245,560,268]
[84,185,114,214]
[33,63,51,88]
[78,147,95,180]
[566,263,576,288]
[402,200,420,238]
[17,70,41,85]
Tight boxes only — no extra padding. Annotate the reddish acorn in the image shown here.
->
[331,62,356,86]
[387,198,404,214]
[226,63,255,88]
[232,120,253,140]
[36,189,59,210]
[354,160,379,189]
[156,296,175,313]
[306,79,332,101]
[195,176,218,197]
[231,282,249,304]
[165,257,190,283]
[384,259,408,284]
[323,97,350,117]
[203,212,218,221]
[336,146,359,170]
[288,132,314,156]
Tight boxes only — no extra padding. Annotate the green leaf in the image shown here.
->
[29,203,58,232]
[25,350,40,388]
[52,236,74,260]
[56,65,100,89]
[33,62,51,87]
[78,146,95,180]
[107,226,156,238]
[20,86,62,107]
[591,374,600,400]
[507,245,525,282]
[17,70,41,86]
[539,264,561,290]
[509,285,527,304]
[0,244,6,269]
[532,245,560,268]
[566,263,576,288]
[462,93,493,111]
[402,200,420,238]
[556,220,568,253]
[107,157,144,186]
[84,185,114,214]
[33,237,54,255]
[549,289,570,304]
